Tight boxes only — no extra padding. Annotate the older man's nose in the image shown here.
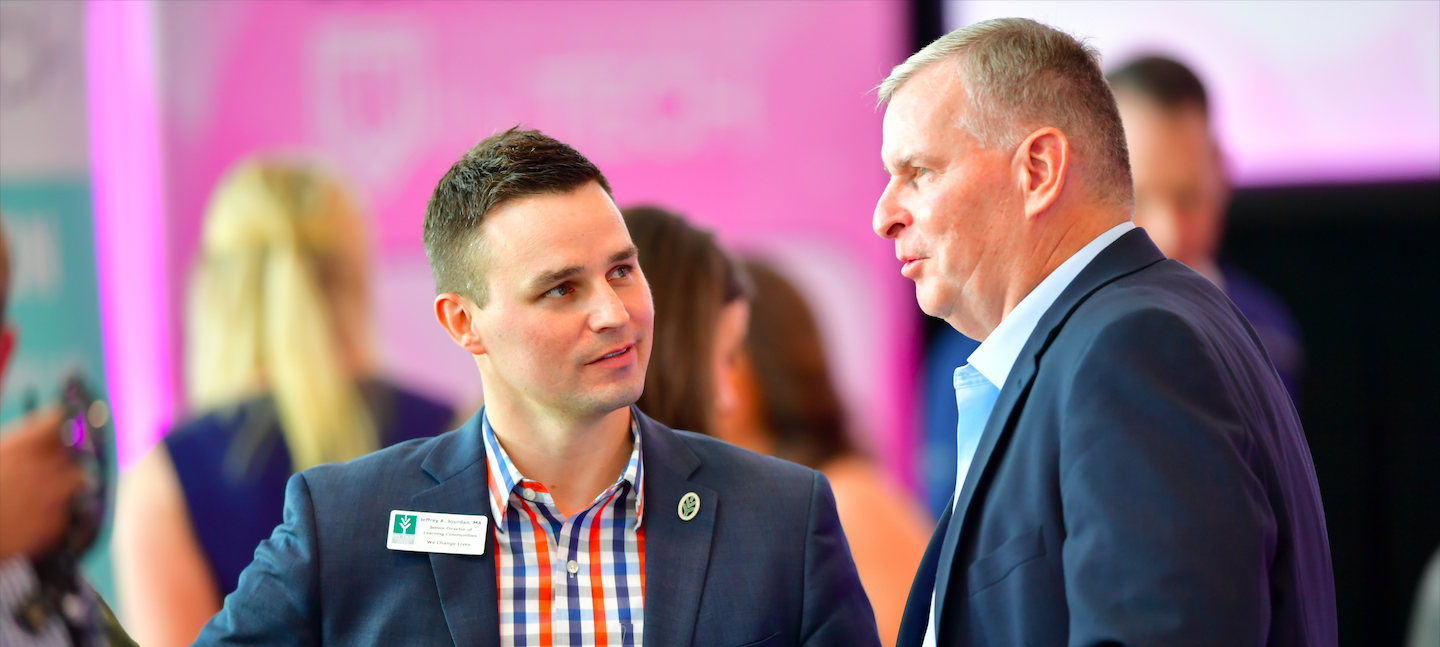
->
[874,180,909,239]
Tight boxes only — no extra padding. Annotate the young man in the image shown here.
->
[874,18,1334,647]
[194,128,878,647]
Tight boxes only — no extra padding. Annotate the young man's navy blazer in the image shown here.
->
[193,409,879,647]
[898,230,1337,647]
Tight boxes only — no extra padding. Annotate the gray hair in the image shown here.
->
[878,18,1132,207]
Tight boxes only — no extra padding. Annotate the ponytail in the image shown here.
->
[186,161,377,471]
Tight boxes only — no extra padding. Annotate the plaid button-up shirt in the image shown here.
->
[483,410,645,647]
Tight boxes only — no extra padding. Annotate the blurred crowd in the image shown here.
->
[0,49,1435,647]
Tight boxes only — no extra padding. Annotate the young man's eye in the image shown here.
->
[609,265,633,280]
[542,284,572,298]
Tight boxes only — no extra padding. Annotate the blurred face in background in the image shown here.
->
[874,64,1025,335]
[1115,90,1230,277]
[469,182,653,419]
[710,299,750,431]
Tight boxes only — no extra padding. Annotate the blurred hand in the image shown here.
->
[0,406,86,560]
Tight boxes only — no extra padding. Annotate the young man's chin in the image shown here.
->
[563,381,645,420]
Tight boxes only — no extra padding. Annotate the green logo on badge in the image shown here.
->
[394,514,417,535]
[678,492,700,521]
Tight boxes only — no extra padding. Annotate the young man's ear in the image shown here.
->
[434,294,486,355]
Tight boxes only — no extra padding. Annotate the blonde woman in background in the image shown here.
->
[113,160,454,647]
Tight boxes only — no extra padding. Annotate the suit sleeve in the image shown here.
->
[800,471,882,647]
[1060,308,1276,647]
[192,472,322,646]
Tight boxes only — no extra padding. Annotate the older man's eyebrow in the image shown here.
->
[883,155,916,175]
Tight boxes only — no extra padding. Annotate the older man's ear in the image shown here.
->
[1015,127,1070,221]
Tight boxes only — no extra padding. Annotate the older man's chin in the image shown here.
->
[914,284,956,321]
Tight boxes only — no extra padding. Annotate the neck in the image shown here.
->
[480,385,635,518]
[955,207,1127,340]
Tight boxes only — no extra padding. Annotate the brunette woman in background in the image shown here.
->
[624,206,930,647]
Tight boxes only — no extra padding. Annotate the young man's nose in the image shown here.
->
[588,284,630,331]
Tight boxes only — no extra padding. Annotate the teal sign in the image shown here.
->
[0,176,115,605]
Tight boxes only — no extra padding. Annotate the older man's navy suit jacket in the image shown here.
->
[192,410,878,647]
[898,230,1337,647]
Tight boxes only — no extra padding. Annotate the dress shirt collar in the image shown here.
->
[966,222,1135,389]
[481,406,645,531]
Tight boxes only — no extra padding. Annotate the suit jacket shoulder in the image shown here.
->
[199,409,880,647]
[669,427,820,488]
[907,230,1335,647]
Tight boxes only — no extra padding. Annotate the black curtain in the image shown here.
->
[1225,180,1440,647]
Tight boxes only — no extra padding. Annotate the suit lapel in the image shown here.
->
[897,501,952,647]
[410,411,501,647]
[636,412,717,647]
[930,229,1167,634]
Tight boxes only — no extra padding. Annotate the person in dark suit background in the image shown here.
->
[873,18,1335,647]
[1107,55,1305,403]
[192,128,877,647]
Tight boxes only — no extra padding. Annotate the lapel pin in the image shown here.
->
[678,491,700,521]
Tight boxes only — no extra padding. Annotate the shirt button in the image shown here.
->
[566,560,579,574]
[522,489,536,501]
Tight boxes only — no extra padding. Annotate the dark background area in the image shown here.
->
[909,2,1440,644]
[1225,180,1440,647]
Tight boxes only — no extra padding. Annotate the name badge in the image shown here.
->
[387,510,488,555]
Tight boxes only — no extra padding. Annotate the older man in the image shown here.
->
[874,18,1336,647]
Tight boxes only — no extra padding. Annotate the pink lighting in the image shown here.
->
[85,0,172,469]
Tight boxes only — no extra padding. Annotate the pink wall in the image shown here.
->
[150,1,920,483]
[87,0,172,468]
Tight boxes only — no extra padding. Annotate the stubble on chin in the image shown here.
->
[566,376,645,419]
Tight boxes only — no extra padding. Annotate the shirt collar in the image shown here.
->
[966,222,1135,389]
[481,406,645,530]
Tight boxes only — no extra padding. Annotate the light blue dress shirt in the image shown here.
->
[948,364,1000,513]
[922,221,1134,647]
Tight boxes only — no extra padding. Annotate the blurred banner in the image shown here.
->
[949,0,1440,186]
[92,0,919,482]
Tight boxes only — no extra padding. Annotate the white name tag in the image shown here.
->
[387,510,489,555]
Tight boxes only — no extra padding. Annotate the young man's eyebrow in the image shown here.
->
[608,246,638,265]
[529,265,583,290]
[527,247,638,291]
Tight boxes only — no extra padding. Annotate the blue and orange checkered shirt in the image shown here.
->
[482,409,645,647]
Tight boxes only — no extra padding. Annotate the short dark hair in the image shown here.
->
[623,206,747,437]
[423,126,611,305]
[1107,56,1210,115]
